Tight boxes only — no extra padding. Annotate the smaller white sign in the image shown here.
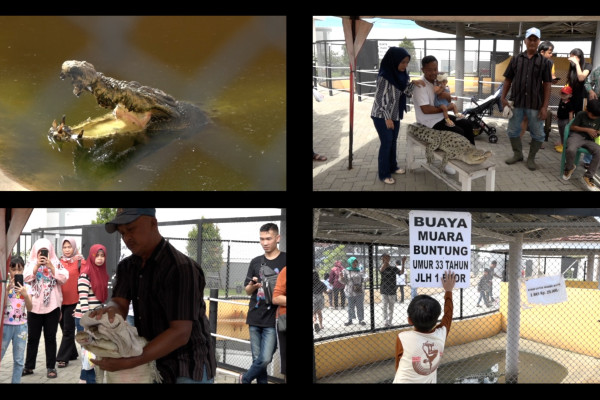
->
[525,275,568,305]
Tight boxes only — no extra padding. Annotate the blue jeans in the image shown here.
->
[411,287,418,298]
[1,324,28,383]
[241,326,277,384]
[507,108,545,142]
[174,365,214,383]
[347,294,364,322]
[372,116,400,181]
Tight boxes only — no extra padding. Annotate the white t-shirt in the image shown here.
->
[396,268,406,285]
[393,326,447,383]
[413,75,444,128]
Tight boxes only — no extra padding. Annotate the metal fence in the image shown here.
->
[13,214,285,382]
[313,38,580,118]
[313,208,600,384]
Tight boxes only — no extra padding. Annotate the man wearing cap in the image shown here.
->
[501,27,553,170]
[90,208,217,383]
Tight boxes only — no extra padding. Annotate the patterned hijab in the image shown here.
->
[28,238,61,306]
[81,244,109,304]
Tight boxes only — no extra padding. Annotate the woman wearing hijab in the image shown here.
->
[74,244,109,384]
[22,238,69,379]
[338,257,368,326]
[371,47,422,184]
[56,237,84,368]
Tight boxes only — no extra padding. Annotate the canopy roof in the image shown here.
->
[314,209,600,254]
[338,16,600,40]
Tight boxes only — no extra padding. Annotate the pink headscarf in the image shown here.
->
[60,237,80,262]
[81,244,109,304]
[28,238,62,306]
[28,238,61,269]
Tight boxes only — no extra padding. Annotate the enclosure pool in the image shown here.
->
[0,16,286,191]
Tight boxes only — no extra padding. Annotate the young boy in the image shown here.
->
[393,270,455,383]
[554,85,575,153]
[562,99,600,191]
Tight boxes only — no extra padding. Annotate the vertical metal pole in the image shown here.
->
[209,288,218,353]
[505,233,523,383]
[456,23,465,112]
[368,244,375,328]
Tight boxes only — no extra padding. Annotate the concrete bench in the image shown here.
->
[406,131,496,191]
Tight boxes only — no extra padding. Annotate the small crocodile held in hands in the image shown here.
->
[48,60,206,144]
[407,123,492,173]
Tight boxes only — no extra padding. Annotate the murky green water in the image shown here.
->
[0,16,286,190]
[438,350,568,383]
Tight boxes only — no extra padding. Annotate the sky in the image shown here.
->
[313,16,591,55]
[20,208,283,259]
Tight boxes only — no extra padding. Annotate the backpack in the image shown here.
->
[259,258,279,305]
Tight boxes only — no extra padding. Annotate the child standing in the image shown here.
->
[2,256,32,383]
[434,73,464,127]
[393,270,456,383]
[562,99,600,191]
[74,244,109,383]
[554,85,575,153]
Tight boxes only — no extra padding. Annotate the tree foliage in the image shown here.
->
[186,221,224,273]
[92,208,118,225]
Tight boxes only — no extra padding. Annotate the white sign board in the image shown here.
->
[525,275,567,305]
[409,210,471,288]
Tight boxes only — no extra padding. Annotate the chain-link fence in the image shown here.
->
[313,208,600,384]
[14,213,285,381]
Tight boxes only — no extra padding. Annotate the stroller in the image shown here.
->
[462,83,504,143]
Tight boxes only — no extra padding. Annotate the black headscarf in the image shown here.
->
[378,47,411,92]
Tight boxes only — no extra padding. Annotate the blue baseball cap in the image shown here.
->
[525,27,541,39]
[105,208,156,233]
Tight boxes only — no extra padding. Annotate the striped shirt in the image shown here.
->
[371,76,405,121]
[112,238,216,383]
[74,273,102,318]
[503,51,552,110]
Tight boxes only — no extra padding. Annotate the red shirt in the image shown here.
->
[60,258,80,305]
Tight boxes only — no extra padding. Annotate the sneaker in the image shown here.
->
[314,323,321,332]
[582,176,600,191]
[359,321,366,326]
[562,165,576,180]
[444,165,456,175]
[238,374,244,384]
[344,321,353,326]
[477,304,481,307]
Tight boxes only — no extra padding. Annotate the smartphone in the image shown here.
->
[40,249,49,257]
[14,274,24,287]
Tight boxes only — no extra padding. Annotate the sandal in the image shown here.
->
[22,368,34,376]
[444,118,455,127]
[57,361,68,368]
[47,368,58,379]
[394,168,406,175]
[383,177,395,184]
[313,153,327,161]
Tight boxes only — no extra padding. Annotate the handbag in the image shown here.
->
[277,313,286,332]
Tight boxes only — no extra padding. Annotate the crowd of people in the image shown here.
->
[3,211,286,384]
[313,255,417,333]
[315,25,600,191]
[2,236,110,383]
